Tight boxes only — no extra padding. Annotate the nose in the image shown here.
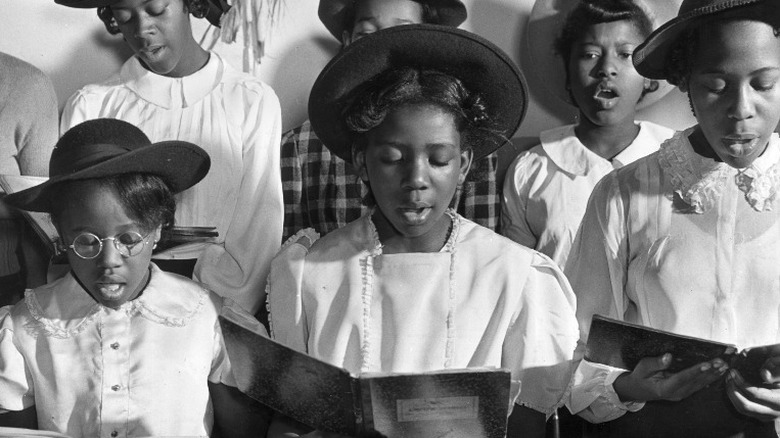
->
[402,159,430,191]
[728,84,755,121]
[596,54,618,78]
[133,13,156,38]
[97,240,123,269]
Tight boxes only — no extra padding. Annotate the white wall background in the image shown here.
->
[2,0,697,174]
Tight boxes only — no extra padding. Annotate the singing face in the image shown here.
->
[354,103,471,243]
[567,20,650,128]
[110,0,206,77]
[684,19,780,168]
[56,180,160,309]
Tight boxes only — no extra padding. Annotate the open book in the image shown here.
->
[585,314,780,385]
[219,316,511,437]
[0,175,59,256]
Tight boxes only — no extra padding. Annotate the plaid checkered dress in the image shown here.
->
[281,120,499,242]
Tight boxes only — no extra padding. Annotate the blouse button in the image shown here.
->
[111,342,120,350]
[111,384,121,391]
[111,431,118,437]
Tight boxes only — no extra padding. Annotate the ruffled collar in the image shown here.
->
[658,128,780,213]
[119,51,222,109]
[540,121,665,175]
[23,264,208,339]
[364,208,461,255]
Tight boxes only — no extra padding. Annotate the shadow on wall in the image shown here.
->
[50,26,133,113]
[270,35,340,132]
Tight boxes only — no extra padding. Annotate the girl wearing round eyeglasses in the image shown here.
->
[0,118,268,437]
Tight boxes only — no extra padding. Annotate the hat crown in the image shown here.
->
[50,119,153,178]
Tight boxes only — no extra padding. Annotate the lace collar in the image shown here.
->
[24,264,208,339]
[364,208,461,255]
[119,51,222,109]
[658,128,780,213]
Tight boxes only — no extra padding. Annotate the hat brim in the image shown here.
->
[318,0,467,40]
[308,24,528,163]
[5,141,210,213]
[634,0,765,79]
[54,0,228,27]
[527,0,681,109]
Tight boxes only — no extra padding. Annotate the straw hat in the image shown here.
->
[527,0,682,109]
[308,24,528,163]
[5,119,210,212]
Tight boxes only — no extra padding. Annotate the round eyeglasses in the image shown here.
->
[66,231,152,260]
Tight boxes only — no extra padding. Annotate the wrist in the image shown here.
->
[613,371,643,403]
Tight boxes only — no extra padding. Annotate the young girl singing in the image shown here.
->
[266,24,580,438]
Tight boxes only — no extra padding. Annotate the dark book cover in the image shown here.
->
[219,316,511,437]
[585,314,780,385]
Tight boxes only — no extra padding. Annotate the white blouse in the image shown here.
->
[0,264,265,437]
[501,122,673,268]
[267,213,580,416]
[565,129,780,422]
[60,53,283,315]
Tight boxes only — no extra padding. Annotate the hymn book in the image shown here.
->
[219,316,512,438]
[586,314,780,385]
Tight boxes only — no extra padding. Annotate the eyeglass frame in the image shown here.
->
[61,231,156,260]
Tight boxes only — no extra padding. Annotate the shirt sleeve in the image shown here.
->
[564,171,642,422]
[503,252,579,418]
[266,229,320,353]
[0,306,34,412]
[194,82,284,316]
[500,150,539,249]
[60,89,94,135]
[14,68,58,177]
[280,126,308,244]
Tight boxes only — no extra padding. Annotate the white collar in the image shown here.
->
[540,122,661,175]
[364,209,461,256]
[24,264,209,339]
[658,127,780,213]
[119,52,223,109]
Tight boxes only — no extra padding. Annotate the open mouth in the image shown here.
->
[398,205,432,225]
[593,83,620,108]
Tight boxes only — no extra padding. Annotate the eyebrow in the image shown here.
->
[111,0,156,10]
[698,66,780,76]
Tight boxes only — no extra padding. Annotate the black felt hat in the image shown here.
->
[308,24,528,163]
[634,0,769,79]
[318,0,467,40]
[54,0,230,27]
[4,118,210,213]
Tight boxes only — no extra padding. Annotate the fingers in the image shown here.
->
[633,353,673,378]
[726,370,780,421]
[660,358,728,401]
[761,357,780,384]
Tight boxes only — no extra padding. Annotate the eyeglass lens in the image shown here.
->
[71,232,146,259]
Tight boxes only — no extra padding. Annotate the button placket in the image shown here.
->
[100,309,131,438]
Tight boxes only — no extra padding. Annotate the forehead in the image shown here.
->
[366,104,461,148]
[55,181,133,229]
[353,0,424,23]
[576,20,646,44]
[692,19,780,70]
[111,0,177,10]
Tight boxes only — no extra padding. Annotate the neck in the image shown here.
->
[163,42,210,78]
[574,115,640,161]
[372,209,453,254]
[688,128,722,161]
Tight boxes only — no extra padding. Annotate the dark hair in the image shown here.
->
[342,67,496,206]
[555,0,656,105]
[97,0,209,35]
[49,174,176,240]
[342,1,438,37]
[664,6,780,86]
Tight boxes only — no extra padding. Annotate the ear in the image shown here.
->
[352,144,369,183]
[458,148,474,185]
[644,79,659,94]
[152,225,163,247]
[678,79,689,93]
[341,30,352,47]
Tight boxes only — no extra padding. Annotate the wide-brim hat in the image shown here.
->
[4,118,211,213]
[527,0,682,109]
[634,0,768,79]
[308,24,528,163]
[318,0,467,40]
[54,0,230,27]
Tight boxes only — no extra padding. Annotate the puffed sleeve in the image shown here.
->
[266,229,320,353]
[501,150,539,249]
[0,306,34,413]
[194,82,284,315]
[210,298,269,387]
[59,88,94,134]
[503,252,579,418]
[564,172,644,422]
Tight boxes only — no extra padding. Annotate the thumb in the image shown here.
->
[634,353,672,377]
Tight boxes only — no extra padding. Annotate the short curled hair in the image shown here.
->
[49,174,177,243]
[342,67,498,206]
[664,7,780,86]
[97,0,209,35]
[555,0,656,105]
